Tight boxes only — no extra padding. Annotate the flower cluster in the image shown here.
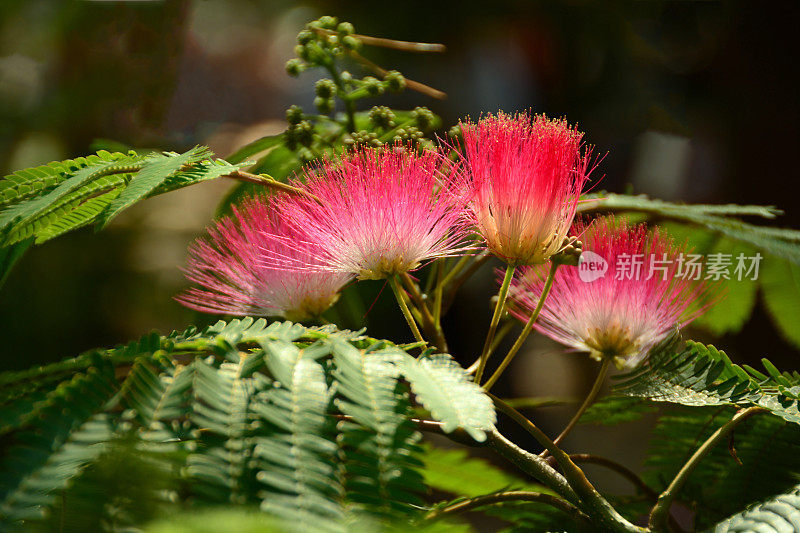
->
[176,198,349,322]
[267,145,471,280]
[507,217,716,367]
[179,110,714,371]
[459,112,594,265]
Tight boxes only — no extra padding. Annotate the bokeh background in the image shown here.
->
[2,0,799,510]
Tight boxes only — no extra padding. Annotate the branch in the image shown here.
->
[424,490,589,524]
[225,170,322,204]
[648,406,766,531]
[349,51,447,100]
[312,27,446,53]
[490,395,647,533]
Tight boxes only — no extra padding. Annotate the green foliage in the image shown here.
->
[422,445,541,498]
[643,406,800,529]
[0,147,248,248]
[0,319,494,532]
[394,353,496,442]
[614,339,800,424]
[761,256,800,349]
[333,341,424,517]
[580,395,659,426]
[711,483,800,533]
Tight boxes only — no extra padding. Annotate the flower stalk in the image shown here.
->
[483,262,559,390]
[648,406,765,531]
[474,265,516,382]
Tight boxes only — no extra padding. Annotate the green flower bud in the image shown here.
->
[337,22,354,35]
[412,106,435,131]
[291,120,314,147]
[340,71,353,83]
[369,106,395,129]
[285,59,304,77]
[384,70,406,93]
[297,30,314,45]
[315,79,336,99]
[297,147,315,163]
[285,105,303,125]
[342,35,360,51]
[363,76,384,97]
[314,96,334,114]
[317,16,337,30]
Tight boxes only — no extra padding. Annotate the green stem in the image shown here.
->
[483,262,558,391]
[542,357,611,456]
[390,276,426,346]
[490,395,646,533]
[648,406,765,532]
[400,273,448,352]
[322,57,355,133]
[466,319,515,374]
[432,259,445,325]
[485,429,580,506]
[474,265,516,383]
[424,490,588,524]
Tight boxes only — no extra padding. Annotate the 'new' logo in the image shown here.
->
[578,251,608,282]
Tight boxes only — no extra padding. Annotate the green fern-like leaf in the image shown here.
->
[98,146,212,227]
[255,343,344,531]
[0,360,119,523]
[0,151,133,209]
[394,353,495,442]
[33,187,121,243]
[614,339,800,424]
[333,341,424,517]
[188,359,267,504]
[644,406,800,529]
[0,319,475,531]
[710,483,800,533]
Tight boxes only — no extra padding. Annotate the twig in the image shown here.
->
[349,51,447,100]
[491,394,647,533]
[312,27,446,53]
[424,490,589,523]
[542,358,611,456]
[648,406,765,531]
[225,170,322,204]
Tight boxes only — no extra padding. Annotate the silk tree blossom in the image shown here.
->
[459,111,594,265]
[176,198,349,322]
[507,217,716,367]
[268,145,472,280]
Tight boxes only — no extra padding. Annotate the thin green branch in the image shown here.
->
[390,276,426,346]
[648,406,766,532]
[543,358,611,456]
[490,395,647,533]
[424,490,589,523]
[483,262,558,390]
[400,272,448,352]
[475,265,515,383]
[226,170,322,203]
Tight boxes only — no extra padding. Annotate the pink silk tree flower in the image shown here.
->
[268,145,472,280]
[459,111,594,265]
[176,197,349,322]
[507,217,716,367]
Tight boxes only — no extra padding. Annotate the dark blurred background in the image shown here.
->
[1,0,799,502]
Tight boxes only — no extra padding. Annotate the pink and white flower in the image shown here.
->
[507,217,716,367]
[459,111,594,265]
[269,145,472,280]
[176,197,348,321]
